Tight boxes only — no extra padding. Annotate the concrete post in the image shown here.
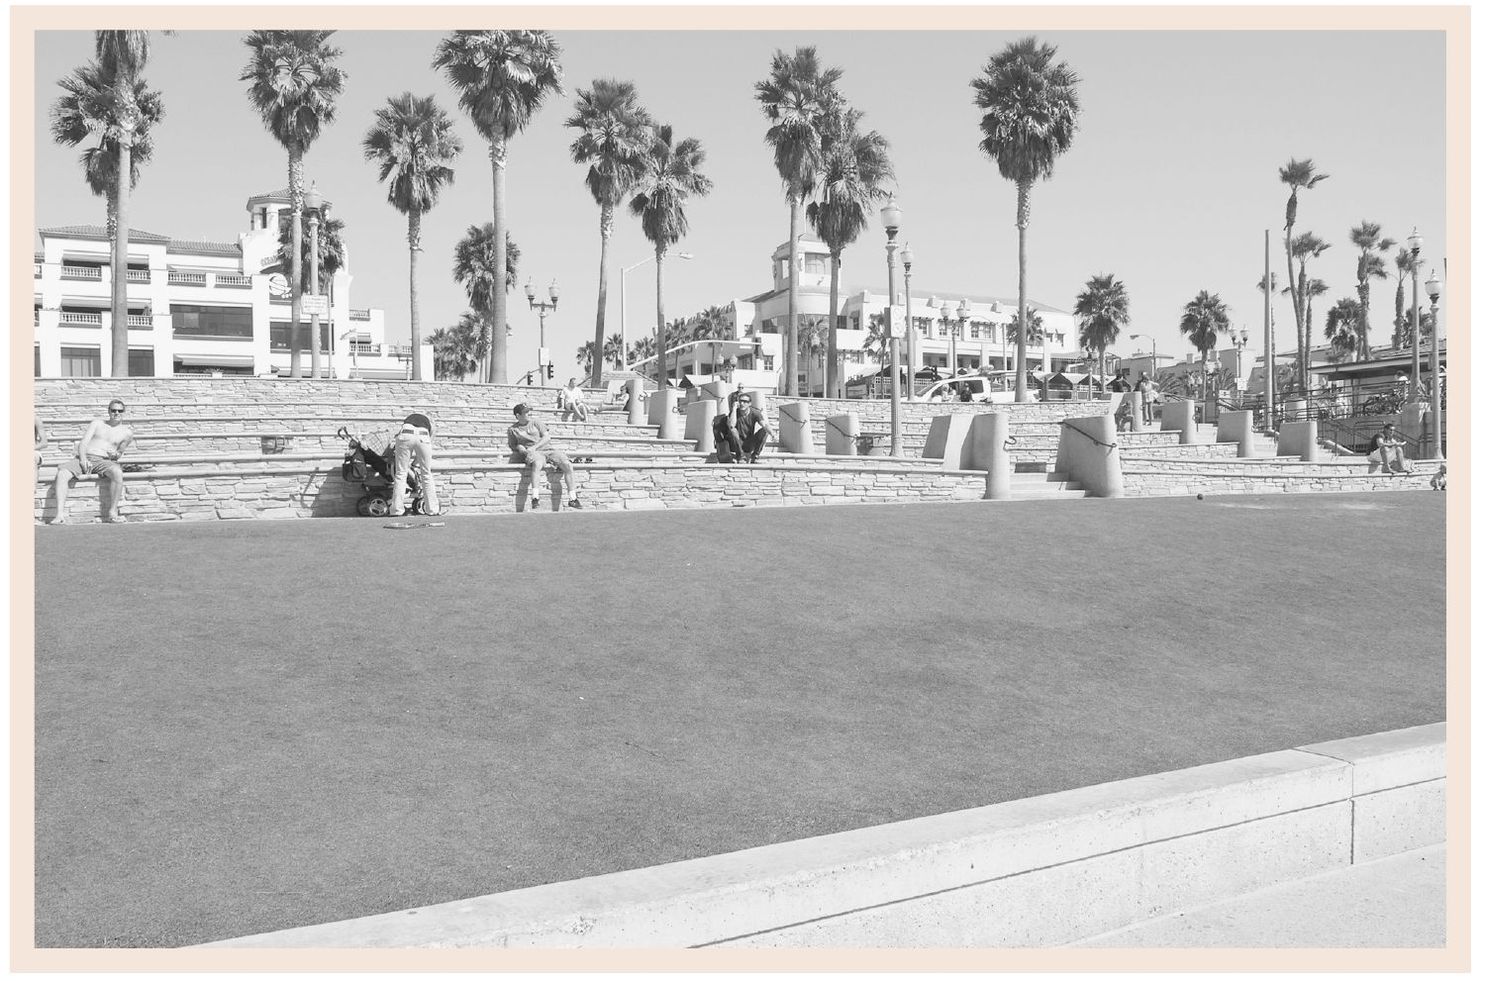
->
[1397,402,1427,459]
[1054,414,1123,498]
[1162,398,1197,444]
[777,402,815,455]
[1126,391,1150,433]
[1277,420,1320,462]
[686,398,719,454]
[1217,409,1256,457]
[625,379,645,426]
[650,388,682,439]
[700,380,734,408]
[969,412,1011,499]
[923,413,973,469]
[824,413,860,456]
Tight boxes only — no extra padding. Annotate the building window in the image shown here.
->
[172,304,254,339]
[60,346,101,377]
[762,356,775,371]
[270,322,332,351]
[759,318,779,335]
[970,325,981,339]
[803,256,826,275]
[128,348,155,377]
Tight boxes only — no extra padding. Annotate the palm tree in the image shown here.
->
[603,331,626,370]
[1349,221,1394,360]
[629,123,713,394]
[242,30,346,378]
[1178,290,1231,405]
[576,339,598,376]
[973,37,1081,403]
[1288,231,1329,387]
[274,210,347,349]
[1324,298,1364,362]
[1007,310,1046,347]
[434,30,564,384]
[430,310,488,381]
[686,304,733,379]
[51,63,164,246]
[362,93,462,382]
[806,103,894,398]
[1392,245,1420,350]
[566,78,655,389]
[863,313,893,397]
[626,334,656,367]
[756,47,843,396]
[1278,159,1328,386]
[452,223,521,383]
[1073,273,1129,389]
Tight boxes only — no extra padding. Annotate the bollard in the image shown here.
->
[824,413,860,455]
[700,380,734,408]
[923,413,973,469]
[1278,420,1320,462]
[1397,402,1427,458]
[969,413,1011,499]
[687,398,719,454]
[650,388,682,440]
[777,402,815,455]
[1217,409,1256,457]
[1126,391,1150,434]
[1162,398,1197,444]
[1054,414,1123,498]
[626,378,646,426]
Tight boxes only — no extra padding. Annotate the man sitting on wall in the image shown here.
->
[508,403,584,509]
[50,399,133,524]
[714,391,772,464]
[1366,422,1411,475]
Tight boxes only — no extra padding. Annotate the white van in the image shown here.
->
[918,371,1019,404]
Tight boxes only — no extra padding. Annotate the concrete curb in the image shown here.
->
[201,723,1444,949]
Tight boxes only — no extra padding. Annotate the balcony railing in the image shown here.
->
[216,273,252,288]
[126,314,153,328]
[61,265,102,281]
[349,308,371,321]
[59,311,103,326]
[168,270,207,286]
[126,269,151,283]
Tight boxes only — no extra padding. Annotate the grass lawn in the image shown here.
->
[32,492,1446,947]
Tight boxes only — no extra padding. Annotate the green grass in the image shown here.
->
[32,492,1446,947]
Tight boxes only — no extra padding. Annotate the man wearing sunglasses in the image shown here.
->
[50,399,134,524]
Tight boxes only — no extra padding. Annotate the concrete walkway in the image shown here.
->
[1070,845,1446,947]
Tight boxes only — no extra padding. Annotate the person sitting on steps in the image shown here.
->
[1366,422,1411,475]
[507,403,584,509]
[50,398,133,524]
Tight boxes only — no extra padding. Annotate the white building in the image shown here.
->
[33,188,431,379]
[660,237,1081,396]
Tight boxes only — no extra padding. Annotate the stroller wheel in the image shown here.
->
[356,494,374,517]
[365,496,391,517]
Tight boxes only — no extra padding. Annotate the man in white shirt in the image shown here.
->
[560,378,589,422]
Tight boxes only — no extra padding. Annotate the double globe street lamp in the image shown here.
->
[880,198,903,457]
[1425,269,1444,460]
[525,278,560,384]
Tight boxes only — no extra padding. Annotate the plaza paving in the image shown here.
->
[31,492,1446,947]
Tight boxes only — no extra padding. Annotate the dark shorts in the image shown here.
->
[57,455,122,479]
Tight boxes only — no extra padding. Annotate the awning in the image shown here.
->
[174,354,257,368]
[682,373,723,388]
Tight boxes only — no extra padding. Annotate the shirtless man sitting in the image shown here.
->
[52,398,134,524]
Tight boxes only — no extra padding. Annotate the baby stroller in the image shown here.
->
[336,426,427,517]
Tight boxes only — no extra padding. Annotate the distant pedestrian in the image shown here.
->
[51,399,133,524]
[508,403,584,509]
[1108,369,1132,393]
[1115,401,1133,432]
[1135,372,1156,424]
[560,378,590,422]
[1367,422,1410,475]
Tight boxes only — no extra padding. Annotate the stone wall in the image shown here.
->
[36,461,990,522]
[1122,461,1438,496]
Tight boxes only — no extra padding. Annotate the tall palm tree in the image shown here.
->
[800,318,829,396]
[1324,298,1364,362]
[1349,220,1394,360]
[756,47,843,396]
[806,103,894,398]
[242,30,346,378]
[1178,290,1231,405]
[452,223,521,384]
[603,331,626,370]
[362,93,462,382]
[576,339,598,376]
[274,211,347,360]
[973,37,1081,403]
[1391,245,1420,350]
[1073,273,1130,388]
[626,334,656,367]
[629,123,713,394]
[566,78,655,389]
[434,30,564,384]
[863,313,893,396]
[430,310,488,381]
[1288,231,1329,387]
[1278,159,1328,386]
[51,63,164,245]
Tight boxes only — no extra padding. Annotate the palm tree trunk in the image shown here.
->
[1357,280,1370,360]
[489,137,509,385]
[289,150,305,378]
[827,252,841,399]
[785,194,799,397]
[1284,229,1302,391]
[592,205,613,389]
[654,248,667,394]
[110,134,132,377]
[1014,178,1031,403]
[408,209,422,381]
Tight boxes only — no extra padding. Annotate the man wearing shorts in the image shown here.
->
[507,403,584,509]
[389,411,441,516]
[51,398,133,524]
[560,378,590,422]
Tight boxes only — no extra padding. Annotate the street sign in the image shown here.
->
[537,346,549,367]
[266,273,290,297]
[301,294,329,317]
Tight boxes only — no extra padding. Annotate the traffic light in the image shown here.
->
[524,371,534,385]
[546,363,555,380]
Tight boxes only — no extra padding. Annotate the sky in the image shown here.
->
[30,24,1447,382]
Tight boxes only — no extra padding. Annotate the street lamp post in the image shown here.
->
[956,298,971,380]
[1425,269,1443,459]
[901,244,915,401]
[1234,328,1248,399]
[525,277,559,385]
[303,181,324,379]
[1129,333,1156,383]
[939,301,954,380]
[620,252,691,369]
[1407,227,1422,402]
[881,198,903,457]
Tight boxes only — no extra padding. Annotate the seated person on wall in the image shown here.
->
[389,412,441,516]
[1367,422,1411,475]
[713,391,772,464]
[1115,400,1134,432]
[35,415,47,484]
[51,399,133,524]
[560,377,590,422]
[507,403,584,509]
